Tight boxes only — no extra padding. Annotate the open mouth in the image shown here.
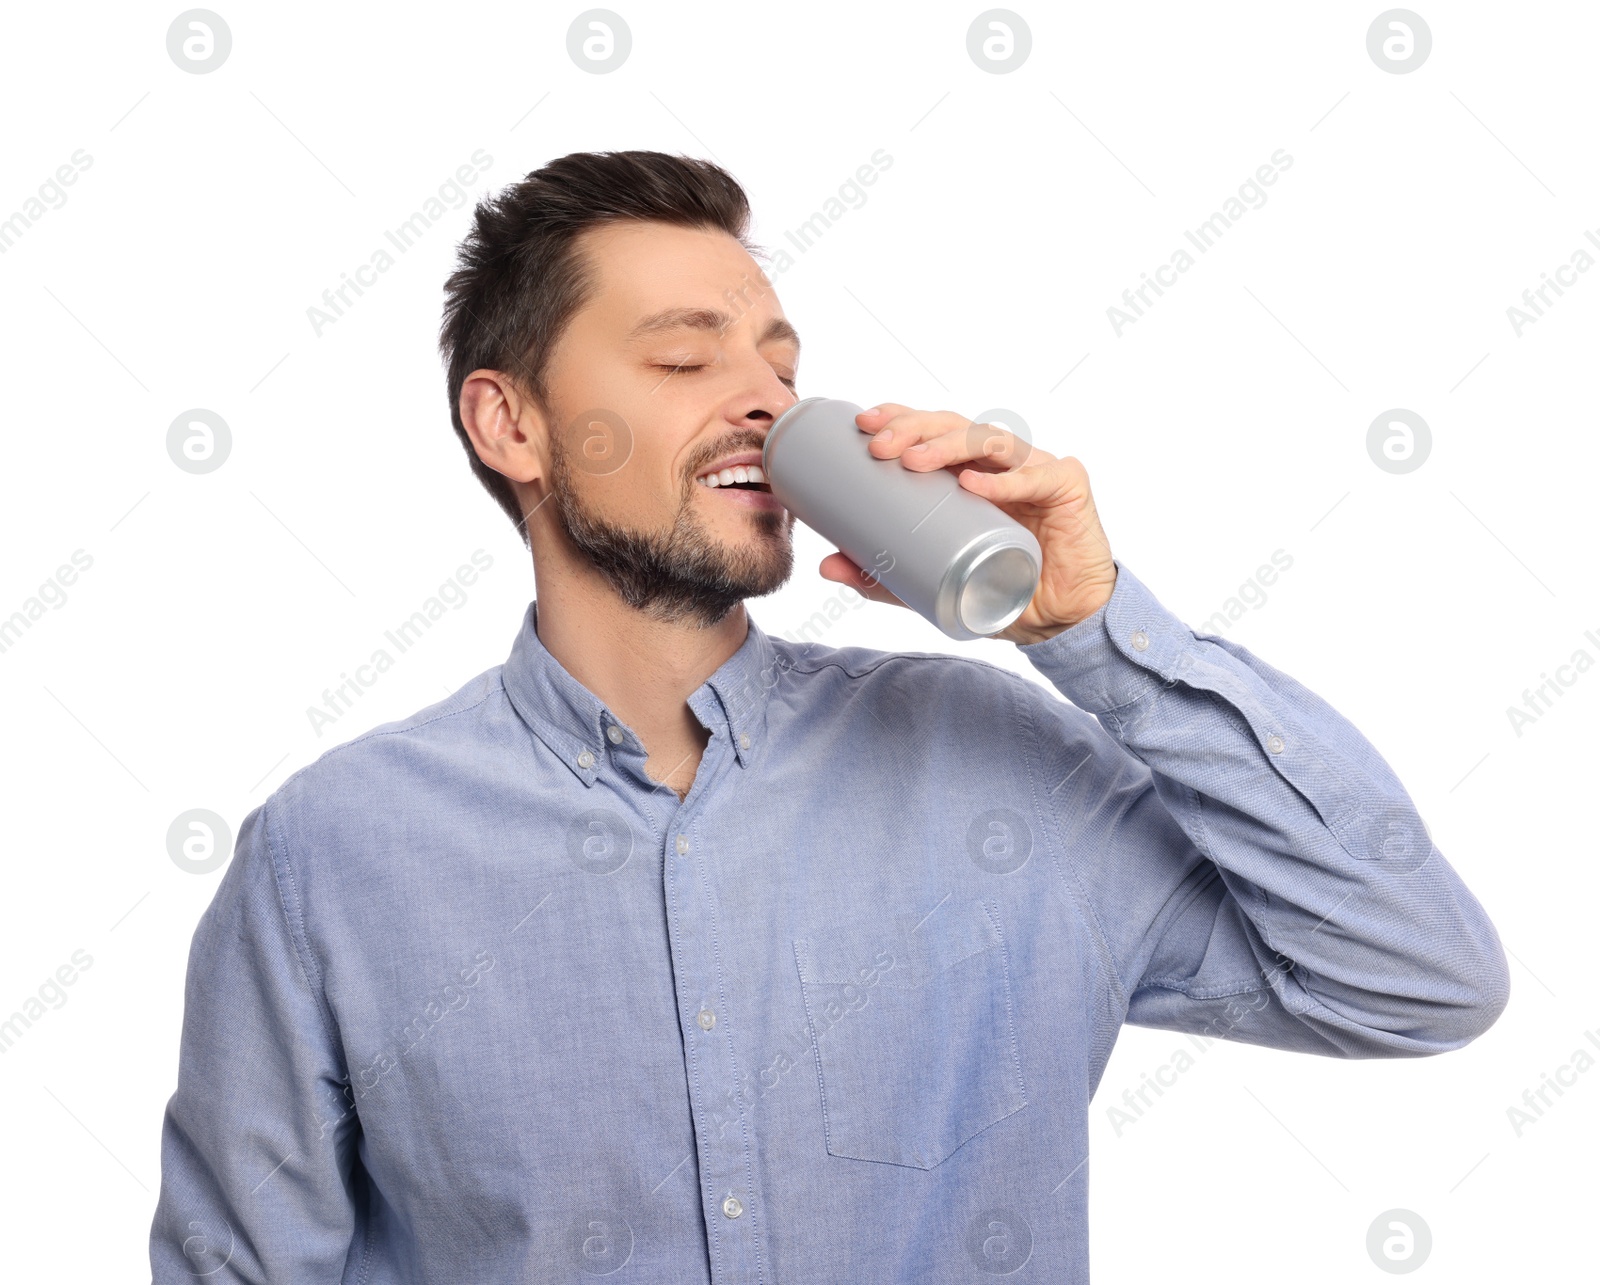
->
[695,464,771,493]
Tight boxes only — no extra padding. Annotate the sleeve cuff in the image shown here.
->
[1015,560,1193,714]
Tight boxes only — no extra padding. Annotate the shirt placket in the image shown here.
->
[662,718,767,1285]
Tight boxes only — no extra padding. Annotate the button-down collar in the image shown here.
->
[500,599,777,785]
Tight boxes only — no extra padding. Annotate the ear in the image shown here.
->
[459,370,547,486]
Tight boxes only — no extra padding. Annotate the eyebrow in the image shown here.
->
[628,306,801,355]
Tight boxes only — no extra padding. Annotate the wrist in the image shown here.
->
[1007,573,1118,643]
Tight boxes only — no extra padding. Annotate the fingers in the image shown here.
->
[818,551,905,607]
[856,404,911,422]
[857,405,1043,473]
[857,404,969,452]
[958,458,1082,508]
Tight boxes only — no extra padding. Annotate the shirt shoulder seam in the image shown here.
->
[275,681,503,798]
[773,643,1027,686]
[260,791,346,1059]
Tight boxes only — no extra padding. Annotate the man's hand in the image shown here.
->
[815,404,1118,643]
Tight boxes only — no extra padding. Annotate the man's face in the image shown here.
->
[536,220,801,628]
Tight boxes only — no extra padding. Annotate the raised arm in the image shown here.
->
[816,413,1506,1054]
[1013,560,1510,1058]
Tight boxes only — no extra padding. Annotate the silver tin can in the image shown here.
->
[763,397,1041,641]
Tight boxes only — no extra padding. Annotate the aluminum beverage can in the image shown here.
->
[763,397,1042,641]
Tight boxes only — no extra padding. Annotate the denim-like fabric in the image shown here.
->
[150,560,1509,1283]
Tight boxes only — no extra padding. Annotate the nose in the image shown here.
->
[742,387,799,427]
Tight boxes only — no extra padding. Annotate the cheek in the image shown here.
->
[568,413,631,474]
[590,458,684,516]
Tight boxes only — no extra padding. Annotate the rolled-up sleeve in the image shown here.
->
[150,797,364,1282]
[1013,559,1510,1058]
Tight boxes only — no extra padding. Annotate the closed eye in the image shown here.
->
[656,363,797,390]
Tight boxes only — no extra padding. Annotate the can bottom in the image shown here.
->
[956,543,1039,637]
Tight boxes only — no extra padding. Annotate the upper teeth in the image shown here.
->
[696,464,767,488]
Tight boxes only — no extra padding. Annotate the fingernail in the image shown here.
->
[872,428,892,443]
[908,442,928,451]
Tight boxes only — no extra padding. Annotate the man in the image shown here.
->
[151,150,1509,1283]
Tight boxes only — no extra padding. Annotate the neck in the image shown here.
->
[530,554,749,755]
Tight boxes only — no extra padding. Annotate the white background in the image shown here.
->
[0,1,1594,1279]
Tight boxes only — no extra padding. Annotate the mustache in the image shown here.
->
[690,436,768,477]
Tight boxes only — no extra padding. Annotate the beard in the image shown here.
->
[545,428,794,629]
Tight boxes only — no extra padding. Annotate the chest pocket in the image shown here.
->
[792,897,1027,1170]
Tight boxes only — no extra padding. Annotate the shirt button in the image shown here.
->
[605,724,624,745]
[676,834,690,855]
[576,749,596,769]
[1130,629,1150,651]
[1266,734,1285,754]
[697,1008,716,1030]
[722,1195,743,1219]
[738,732,751,750]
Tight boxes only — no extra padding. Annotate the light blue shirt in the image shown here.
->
[151,560,1508,1283]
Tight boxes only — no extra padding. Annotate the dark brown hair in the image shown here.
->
[438,150,758,546]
